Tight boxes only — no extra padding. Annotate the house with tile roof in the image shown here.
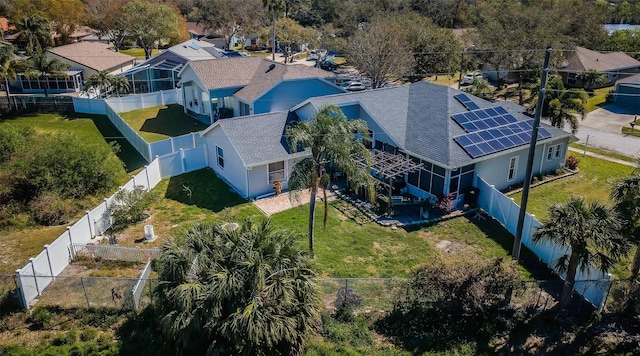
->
[16,42,135,95]
[559,46,640,88]
[47,42,135,78]
[178,56,343,124]
[202,81,574,200]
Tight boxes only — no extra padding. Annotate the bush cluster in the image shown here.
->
[0,127,122,227]
[108,186,158,231]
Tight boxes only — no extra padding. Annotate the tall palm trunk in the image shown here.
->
[630,245,640,280]
[308,183,318,259]
[623,246,640,313]
[41,75,49,98]
[271,14,276,61]
[560,251,580,308]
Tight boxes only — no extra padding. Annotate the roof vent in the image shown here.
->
[266,63,276,73]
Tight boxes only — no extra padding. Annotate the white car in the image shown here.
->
[308,50,318,61]
[461,71,483,85]
[341,81,366,91]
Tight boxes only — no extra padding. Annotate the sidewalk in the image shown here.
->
[567,146,636,167]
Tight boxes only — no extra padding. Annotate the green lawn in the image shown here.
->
[113,168,545,281]
[118,104,209,142]
[570,142,636,162]
[0,113,133,274]
[510,154,636,278]
[119,48,160,60]
[584,87,612,113]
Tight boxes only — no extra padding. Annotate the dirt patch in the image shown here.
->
[434,240,469,254]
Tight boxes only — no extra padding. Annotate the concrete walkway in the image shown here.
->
[567,146,636,167]
[252,189,337,216]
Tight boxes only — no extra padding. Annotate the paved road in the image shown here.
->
[570,104,640,158]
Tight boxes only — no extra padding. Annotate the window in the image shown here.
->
[547,144,563,160]
[554,144,563,159]
[216,146,224,168]
[268,161,285,184]
[240,102,250,116]
[508,157,518,181]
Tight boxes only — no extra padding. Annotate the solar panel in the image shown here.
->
[454,93,480,111]
[454,120,552,158]
[189,43,201,50]
[451,107,519,133]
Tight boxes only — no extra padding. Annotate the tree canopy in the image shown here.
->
[154,219,320,355]
[121,0,182,59]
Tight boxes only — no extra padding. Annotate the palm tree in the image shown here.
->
[0,41,18,111]
[527,75,588,134]
[263,0,284,61]
[14,14,53,55]
[533,196,628,309]
[286,105,374,258]
[610,175,640,312]
[22,51,70,98]
[576,69,607,93]
[110,75,130,97]
[154,219,320,355]
[83,70,112,98]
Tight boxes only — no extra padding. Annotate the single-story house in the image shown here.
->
[559,46,640,88]
[119,39,228,93]
[47,42,135,78]
[16,42,135,94]
[614,73,640,108]
[178,57,343,124]
[201,111,309,198]
[202,81,575,200]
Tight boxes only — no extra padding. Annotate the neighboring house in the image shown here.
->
[178,57,342,124]
[185,22,232,48]
[201,111,309,198]
[202,81,574,200]
[614,73,640,108]
[119,39,227,93]
[16,42,135,95]
[559,46,640,88]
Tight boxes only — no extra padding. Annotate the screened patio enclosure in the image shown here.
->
[120,60,182,93]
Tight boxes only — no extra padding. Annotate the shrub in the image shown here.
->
[334,287,362,322]
[14,132,122,200]
[29,192,73,225]
[0,125,30,163]
[109,186,158,230]
[565,154,580,170]
[30,305,53,329]
[606,89,615,103]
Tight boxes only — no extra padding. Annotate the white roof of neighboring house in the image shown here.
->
[166,39,225,61]
[48,42,135,72]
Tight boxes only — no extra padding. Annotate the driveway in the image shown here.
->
[570,104,640,158]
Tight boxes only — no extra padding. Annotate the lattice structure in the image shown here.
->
[354,149,423,180]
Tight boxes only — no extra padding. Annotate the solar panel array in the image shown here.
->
[454,93,480,111]
[454,120,552,158]
[452,106,518,132]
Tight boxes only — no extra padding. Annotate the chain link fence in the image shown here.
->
[6,273,639,316]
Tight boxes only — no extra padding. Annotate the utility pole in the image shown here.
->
[512,47,552,260]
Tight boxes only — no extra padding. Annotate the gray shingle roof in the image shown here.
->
[565,46,640,72]
[235,60,334,101]
[215,111,300,167]
[48,42,135,72]
[188,57,334,97]
[302,81,571,168]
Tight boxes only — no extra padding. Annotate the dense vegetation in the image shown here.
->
[0,116,125,228]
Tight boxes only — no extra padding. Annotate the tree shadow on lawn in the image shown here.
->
[139,104,209,138]
[164,168,247,213]
[84,114,146,173]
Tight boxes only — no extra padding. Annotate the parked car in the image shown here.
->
[318,60,338,71]
[461,71,483,85]
[308,50,319,61]
[341,81,366,91]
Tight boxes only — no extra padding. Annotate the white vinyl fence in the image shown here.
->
[73,89,204,162]
[132,260,153,309]
[15,149,207,309]
[475,177,611,309]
